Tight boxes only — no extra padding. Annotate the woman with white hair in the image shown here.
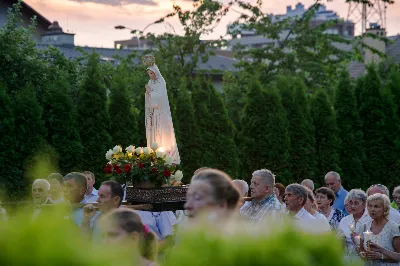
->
[338,189,370,259]
[356,194,400,266]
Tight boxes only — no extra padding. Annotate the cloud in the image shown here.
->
[68,0,158,6]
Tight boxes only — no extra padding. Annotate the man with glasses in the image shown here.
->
[366,184,400,224]
[240,169,285,224]
[324,171,348,215]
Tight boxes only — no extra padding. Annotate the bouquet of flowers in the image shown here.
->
[104,143,183,187]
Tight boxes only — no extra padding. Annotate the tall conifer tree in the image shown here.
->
[335,70,366,188]
[359,65,395,186]
[241,81,290,182]
[0,84,21,200]
[109,64,139,147]
[278,76,316,183]
[311,90,341,182]
[192,77,238,177]
[42,73,83,173]
[77,53,112,180]
[13,83,48,195]
[175,77,203,181]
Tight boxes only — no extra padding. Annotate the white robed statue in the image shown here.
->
[143,55,180,164]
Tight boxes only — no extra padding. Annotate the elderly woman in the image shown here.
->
[338,189,370,258]
[184,168,240,221]
[356,194,400,266]
[315,187,346,231]
[304,189,330,231]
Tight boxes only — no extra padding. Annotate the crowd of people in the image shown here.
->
[2,168,400,265]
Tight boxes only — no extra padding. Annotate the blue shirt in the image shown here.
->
[333,187,348,215]
[85,188,99,203]
[71,198,87,226]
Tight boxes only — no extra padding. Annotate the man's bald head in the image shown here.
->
[301,179,314,191]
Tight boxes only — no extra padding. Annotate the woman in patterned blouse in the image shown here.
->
[316,187,346,231]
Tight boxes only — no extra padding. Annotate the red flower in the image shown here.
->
[124,164,132,173]
[104,166,112,174]
[113,164,120,170]
[163,169,171,177]
[152,167,158,173]
[115,168,122,174]
[139,163,145,169]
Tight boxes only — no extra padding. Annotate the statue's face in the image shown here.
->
[147,70,156,80]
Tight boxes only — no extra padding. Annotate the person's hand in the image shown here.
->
[366,250,383,260]
[359,251,367,260]
[145,84,151,94]
[369,242,384,253]
[83,204,96,222]
[350,232,360,244]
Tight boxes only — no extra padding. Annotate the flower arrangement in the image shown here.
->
[104,143,183,187]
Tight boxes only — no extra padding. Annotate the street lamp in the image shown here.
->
[114,25,141,48]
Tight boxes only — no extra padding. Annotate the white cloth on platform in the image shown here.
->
[145,64,180,164]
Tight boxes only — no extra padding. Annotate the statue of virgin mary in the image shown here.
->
[144,55,180,164]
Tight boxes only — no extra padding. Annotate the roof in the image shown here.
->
[386,35,400,63]
[13,0,52,27]
[35,44,239,73]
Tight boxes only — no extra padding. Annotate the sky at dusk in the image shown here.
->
[24,0,400,48]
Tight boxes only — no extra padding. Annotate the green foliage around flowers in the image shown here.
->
[163,223,356,266]
[334,70,367,189]
[104,145,180,187]
[311,90,341,182]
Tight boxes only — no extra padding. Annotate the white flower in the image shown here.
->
[165,156,173,165]
[105,149,114,160]
[125,145,135,153]
[135,147,143,155]
[174,170,183,182]
[156,150,165,158]
[113,145,122,154]
[150,142,159,150]
[143,147,151,155]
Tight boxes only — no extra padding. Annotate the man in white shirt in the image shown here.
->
[285,184,330,233]
[366,184,400,224]
[31,179,53,221]
[83,171,98,203]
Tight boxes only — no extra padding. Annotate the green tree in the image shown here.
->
[109,64,139,147]
[311,90,341,182]
[77,53,112,181]
[192,77,238,177]
[0,2,48,96]
[334,70,366,188]
[0,84,22,200]
[42,73,83,174]
[359,65,398,187]
[13,83,48,195]
[240,81,290,182]
[278,76,316,183]
[174,77,203,181]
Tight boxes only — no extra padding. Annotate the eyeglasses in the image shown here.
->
[32,188,44,193]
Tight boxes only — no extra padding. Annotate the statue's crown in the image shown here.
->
[142,55,155,67]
